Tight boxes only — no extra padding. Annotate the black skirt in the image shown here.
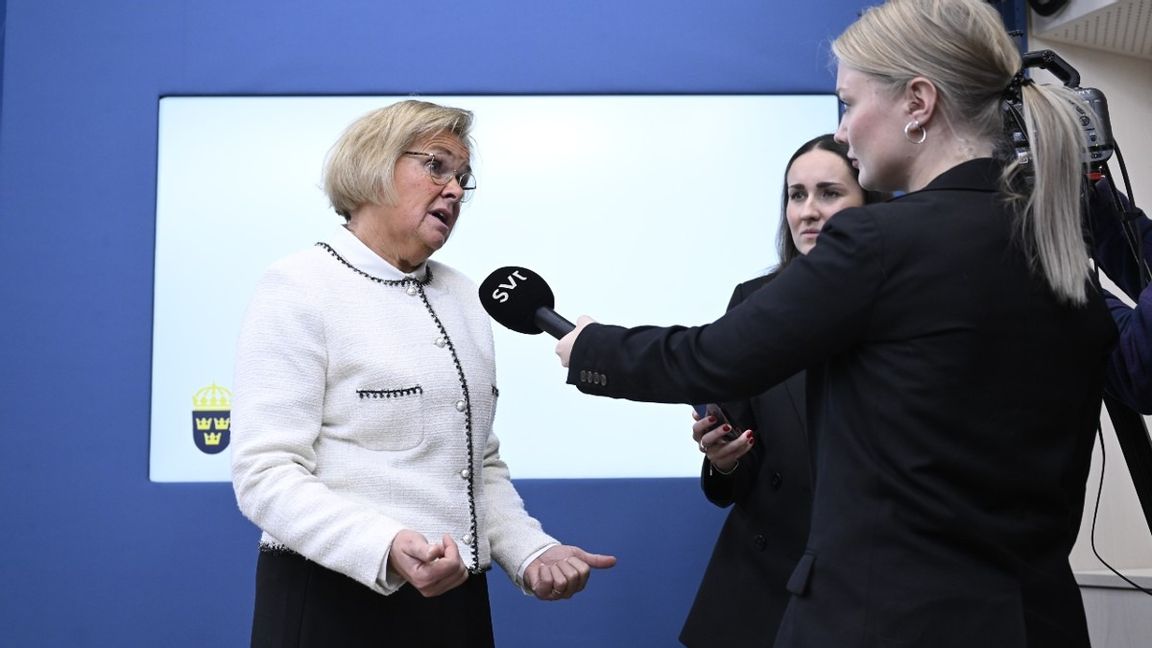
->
[250,548,495,648]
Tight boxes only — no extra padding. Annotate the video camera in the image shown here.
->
[1002,49,1115,171]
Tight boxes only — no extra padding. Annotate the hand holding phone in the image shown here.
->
[692,403,742,443]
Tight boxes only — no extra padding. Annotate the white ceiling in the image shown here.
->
[1032,0,1152,60]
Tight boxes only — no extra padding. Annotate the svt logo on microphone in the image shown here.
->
[479,266,574,338]
[490,269,529,303]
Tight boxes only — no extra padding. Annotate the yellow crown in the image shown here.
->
[203,431,223,446]
[193,383,232,410]
[194,416,230,431]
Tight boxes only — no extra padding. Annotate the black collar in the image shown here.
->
[913,157,1003,194]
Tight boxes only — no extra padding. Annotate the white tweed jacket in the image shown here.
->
[231,225,557,595]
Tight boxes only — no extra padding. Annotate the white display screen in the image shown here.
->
[149,95,838,481]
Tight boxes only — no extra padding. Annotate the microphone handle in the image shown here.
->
[535,307,576,339]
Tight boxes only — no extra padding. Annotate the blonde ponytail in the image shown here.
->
[1004,82,1093,304]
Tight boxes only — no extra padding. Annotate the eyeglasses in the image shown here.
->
[402,151,476,201]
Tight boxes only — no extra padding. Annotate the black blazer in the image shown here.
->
[569,159,1116,648]
[680,275,812,648]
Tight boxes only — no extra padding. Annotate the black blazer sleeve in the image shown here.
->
[567,207,884,404]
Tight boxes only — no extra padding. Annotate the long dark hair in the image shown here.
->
[775,134,888,270]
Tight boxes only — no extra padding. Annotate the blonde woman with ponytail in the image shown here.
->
[552,1,1114,646]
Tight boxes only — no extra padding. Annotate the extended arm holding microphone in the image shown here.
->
[479,266,575,339]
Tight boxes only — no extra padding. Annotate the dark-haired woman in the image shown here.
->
[680,134,887,647]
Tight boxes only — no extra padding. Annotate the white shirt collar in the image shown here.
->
[326,224,429,282]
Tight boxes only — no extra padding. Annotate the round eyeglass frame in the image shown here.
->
[402,151,476,201]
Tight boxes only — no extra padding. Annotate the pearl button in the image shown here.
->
[406,286,417,296]
[462,533,474,545]
[433,337,446,348]
[455,400,466,412]
[460,468,471,480]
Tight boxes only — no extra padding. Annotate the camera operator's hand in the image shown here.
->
[1089,177,1150,300]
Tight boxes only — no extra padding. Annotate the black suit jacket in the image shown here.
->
[569,159,1116,648]
[680,275,812,648]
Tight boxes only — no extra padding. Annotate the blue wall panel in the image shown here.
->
[0,1,879,645]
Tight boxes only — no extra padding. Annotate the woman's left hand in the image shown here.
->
[555,316,596,368]
[525,544,617,601]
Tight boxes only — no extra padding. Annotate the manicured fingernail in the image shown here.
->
[722,425,731,432]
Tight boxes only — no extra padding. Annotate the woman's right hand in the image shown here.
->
[388,530,468,597]
[692,411,754,473]
[556,315,596,368]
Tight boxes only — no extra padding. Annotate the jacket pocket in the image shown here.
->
[350,384,425,451]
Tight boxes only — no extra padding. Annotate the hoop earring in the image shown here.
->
[904,120,927,144]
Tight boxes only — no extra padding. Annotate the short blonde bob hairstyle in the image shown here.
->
[323,100,474,219]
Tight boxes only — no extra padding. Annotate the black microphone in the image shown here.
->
[479,266,575,338]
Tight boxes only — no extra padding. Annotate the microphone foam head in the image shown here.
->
[478,266,556,334]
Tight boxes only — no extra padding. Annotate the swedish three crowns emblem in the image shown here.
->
[192,383,231,454]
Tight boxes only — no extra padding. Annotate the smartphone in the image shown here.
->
[692,403,742,443]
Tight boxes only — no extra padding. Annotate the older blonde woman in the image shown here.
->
[232,100,614,647]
